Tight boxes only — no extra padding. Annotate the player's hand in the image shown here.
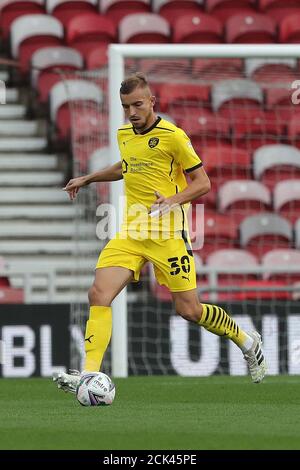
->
[63,176,87,201]
[149,191,178,217]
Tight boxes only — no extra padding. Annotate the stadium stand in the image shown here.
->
[1,0,300,303]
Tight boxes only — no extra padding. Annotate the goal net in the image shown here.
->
[66,45,300,377]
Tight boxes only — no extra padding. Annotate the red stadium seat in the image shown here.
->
[245,58,297,81]
[245,58,297,116]
[85,44,108,70]
[226,13,277,43]
[46,0,98,27]
[262,249,300,282]
[66,13,116,56]
[200,249,260,301]
[49,79,103,141]
[202,145,251,185]
[178,109,230,150]
[172,13,223,43]
[0,287,24,303]
[279,13,300,42]
[31,46,84,104]
[206,248,259,280]
[158,83,210,113]
[239,213,293,257]
[273,179,300,223]
[218,180,272,223]
[230,109,284,152]
[100,0,151,26]
[206,0,256,22]
[212,79,263,117]
[119,13,170,43]
[152,0,203,25]
[0,0,45,41]
[253,144,300,190]
[197,211,238,259]
[10,14,64,75]
[138,59,190,83]
[259,0,300,22]
[193,58,244,80]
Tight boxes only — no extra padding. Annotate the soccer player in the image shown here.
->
[53,73,266,393]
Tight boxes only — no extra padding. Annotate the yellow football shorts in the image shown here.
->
[96,232,196,292]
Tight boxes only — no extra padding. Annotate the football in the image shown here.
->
[76,372,115,406]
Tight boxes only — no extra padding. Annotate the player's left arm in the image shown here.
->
[170,165,211,205]
[151,166,210,215]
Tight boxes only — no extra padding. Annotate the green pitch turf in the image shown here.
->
[0,376,299,450]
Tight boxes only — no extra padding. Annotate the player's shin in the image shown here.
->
[198,303,253,352]
[84,306,112,371]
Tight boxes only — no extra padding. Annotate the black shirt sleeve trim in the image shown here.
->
[185,162,203,173]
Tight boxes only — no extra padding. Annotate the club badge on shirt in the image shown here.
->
[148,137,159,148]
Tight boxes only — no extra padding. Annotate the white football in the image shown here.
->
[76,372,115,406]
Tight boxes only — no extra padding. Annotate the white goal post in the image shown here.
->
[108,44,300,378]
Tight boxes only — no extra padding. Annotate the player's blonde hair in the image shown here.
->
[120,72,150,95]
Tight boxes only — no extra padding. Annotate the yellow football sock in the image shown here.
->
[198,303,250,350]
[84,306,112,372]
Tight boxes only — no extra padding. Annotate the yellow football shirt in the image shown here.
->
[117,116,202,237]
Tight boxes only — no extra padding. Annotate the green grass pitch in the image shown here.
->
[0,375,299,450]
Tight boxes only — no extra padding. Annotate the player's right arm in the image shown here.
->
[63,161,123,200]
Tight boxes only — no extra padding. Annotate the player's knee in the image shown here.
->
[88,284,112,306]
[174,298,201,323]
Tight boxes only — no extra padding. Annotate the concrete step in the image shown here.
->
[0,240,101,254]
[0,71,9,82]
[0,204,83,219]
[0,154,58,169]
[0,137,47,151]
[5,256,97,272]
[0,221,95,238]
[0,171,64,186]
[0,188,69,203]
[0,120,38,136]
[0,104,26,119]
[24,291,138,304]
[6,88,18,103]
[11,274,94,289]
[29,292,91,303]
